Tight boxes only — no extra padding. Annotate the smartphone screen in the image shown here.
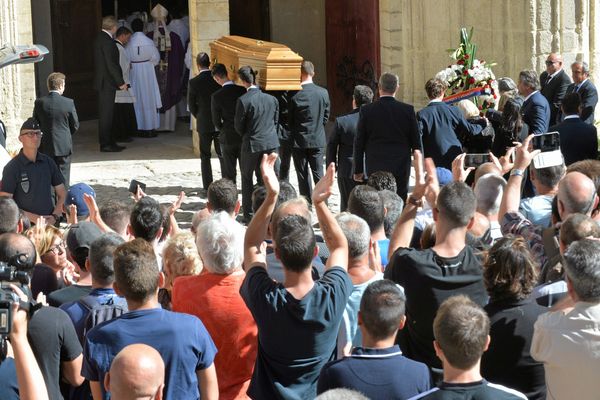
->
[532,132,560,152]
[128,180,146,194]
[464,153,489,168]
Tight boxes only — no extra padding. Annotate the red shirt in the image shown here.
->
[172,271,257,400]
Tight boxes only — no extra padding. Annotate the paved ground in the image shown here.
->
[71,119,343,229]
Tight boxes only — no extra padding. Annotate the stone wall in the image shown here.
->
[0,0,35,150]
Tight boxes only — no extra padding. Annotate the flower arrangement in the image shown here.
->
[435,28,498,112]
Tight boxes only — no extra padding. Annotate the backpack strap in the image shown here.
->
[78,295,101,312]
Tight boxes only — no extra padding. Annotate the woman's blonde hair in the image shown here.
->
[27,225,63,256]
[162,232,203,290]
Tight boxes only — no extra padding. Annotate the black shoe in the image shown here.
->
[100,145,124,152]
[116,136,134,143]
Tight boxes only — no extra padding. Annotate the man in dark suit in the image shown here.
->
[326,85,373,211]
[189,52,223,193]
[550,92,598,165]
[540,53,572,125]
[234,66,280,221]
[289,61,330,203]
[33,72,79,188]
[518,70,551,135]
[93,15,126,153]
[211,63,246,184]
[562,61,599,125]
[417,78,485,170]
[353,73,420,201]
[0,119,6,148]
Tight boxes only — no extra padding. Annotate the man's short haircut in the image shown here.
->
[129,197,162,242]
[252,181,297,214]
[271,196,311,241]
[0,197,20,234]
[238,66,256,85]
[348,185,385,232]
[560,213,600,247]
[563,238,600,302]
[0,233,36,274]
[425,78,447,99]
[131,18,144,32]
[568,159,600,191]
[474,173,506,216]
[433,295,490,370]
[336,213,370,259]
[572,60,590,75]
[379,72,399,94]
[47,72,65,91]
[116,26,132,38]
[211,63,228,79]
[436,181,477,228]
[360,280,406,341]
[113,238,159,302]
[207,179,238,214]
[532,163,565,188]
[101,16,118,30]
[196,52,210,69]
[379,190,404,238]
[301,60,315,76]
[89,233,125,286]
[519,70,540,90]
[561,92,582,115]
[275,214,315,273]
[197,211,244,274]
[367,171,397,193]
[353,85,374,107]
[100,200,131,236]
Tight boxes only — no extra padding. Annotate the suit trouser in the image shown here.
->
[241,148,279,217]
[338,176,357,212]
[98,88,116,147]
[220,142,242,183]
[278,139,293,181]
[292,147,324,203]
[200,130,223,189]
[52,155,71,189]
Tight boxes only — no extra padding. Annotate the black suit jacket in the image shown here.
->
[34,92,79,157]
[564,79,599,124]
[326,109,359,179]
[521,91,551,135]
[189,70,221,134]
[289,82,330,149]
[234,88,280,153]
[211,83,246,146]
[540,69,572,125]
[93,31,124,92]
[353,96,420,177]
[550,116,598,165]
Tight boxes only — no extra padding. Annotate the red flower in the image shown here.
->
[464,54,470,59]
[469,77,475,84]
[463,70,469,75]
[457,60,464,65]
[493,94,497,99]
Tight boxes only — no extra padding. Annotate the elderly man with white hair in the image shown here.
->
[172,212,257,399]
[474,173,507,243]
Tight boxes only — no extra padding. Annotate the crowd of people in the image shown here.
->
[0,10,600,399]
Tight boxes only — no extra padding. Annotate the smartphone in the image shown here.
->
[128,179,146,194]
[532,131,560,152]
[464,153,489,168]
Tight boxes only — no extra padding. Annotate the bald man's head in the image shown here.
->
[558,171,599,218]
[105,344,165,400]
[474,162,501,186]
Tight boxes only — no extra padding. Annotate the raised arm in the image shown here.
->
[313,163,348,270]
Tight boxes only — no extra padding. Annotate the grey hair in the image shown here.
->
[519,70,540,90]
[196,211,245,274]
[532,163,565,188]
[336,213,371,259]
[572,61,590,74]
[379,190,404,237]
[379,72,399,94]
[563,238,600,302]
[474,173,506,216]
[316,389,369,400]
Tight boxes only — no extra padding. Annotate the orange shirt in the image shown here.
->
[173,271,257,400]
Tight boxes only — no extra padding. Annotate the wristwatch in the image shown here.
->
[407,195,423,207]
[511,169,524,177]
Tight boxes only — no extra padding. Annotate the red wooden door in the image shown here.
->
[325,0,380,117]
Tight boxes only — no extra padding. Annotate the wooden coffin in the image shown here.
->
[210,35,303,90]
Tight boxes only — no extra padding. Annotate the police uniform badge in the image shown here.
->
[20,172,30,193]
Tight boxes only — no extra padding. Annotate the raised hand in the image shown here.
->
[260,153,280,196]
[514,135,541,170]
[452,153,475,182]
[313,163,336,205]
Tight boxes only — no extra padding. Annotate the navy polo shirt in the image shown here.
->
[1,150,63,216]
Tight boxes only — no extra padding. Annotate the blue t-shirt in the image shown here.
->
[240,266,353,400]
[519,194,553,228]
[82,307,217,399]
[378,238,390,267]
[318,345,431,399]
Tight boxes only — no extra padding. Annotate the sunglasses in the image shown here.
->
[20,130,43,137]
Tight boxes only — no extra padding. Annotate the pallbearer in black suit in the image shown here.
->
[33,72,79,187]
[289,61,330,203]
[518,70,551,135]
[326,85,373,211]
[211,63,246,184]
[540,53,572,125]
[234,66,281,221]
[93,16,126,153]
[189,52,223,193]
[563,61,599,125]
[550,93,598,165]
[353,73,420,201]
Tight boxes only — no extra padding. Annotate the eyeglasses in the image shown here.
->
[545,60,558,66]
[19,130,43,138]
[47,241,66,255]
